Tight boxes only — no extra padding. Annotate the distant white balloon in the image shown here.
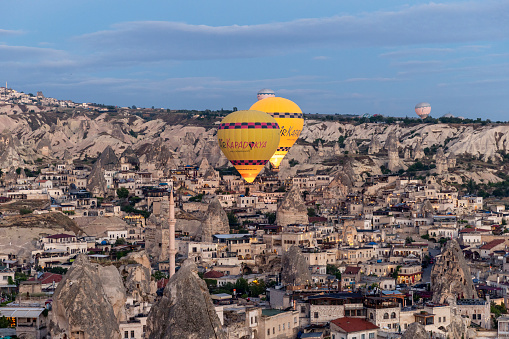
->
[415,102,431,119]
[257,89,276,101]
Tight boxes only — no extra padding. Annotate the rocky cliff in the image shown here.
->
[200,198,229,242]
[276,185,308,227]
[281,246,312,286]
[401,322,428,339]
[431,239,477,304]
[50,254,125,339]
[3,110,509,188]
[146,259,226,339]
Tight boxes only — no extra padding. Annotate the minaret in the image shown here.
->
[169,189,177,278]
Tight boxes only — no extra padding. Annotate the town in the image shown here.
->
[1,87,509,339]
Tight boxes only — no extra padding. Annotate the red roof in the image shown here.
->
[480,239,505,250]
[309,216,327,223]
[460,228,489,233]
[344,266,361,275]
[28,272,63,285]
[331,317,379,333]
[204,270,224,279]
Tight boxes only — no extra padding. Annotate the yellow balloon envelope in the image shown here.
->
[217,110,280,183]
[250,97,303,169]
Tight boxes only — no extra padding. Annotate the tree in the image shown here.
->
[19,208,33,215]
[249,280,266,297]
[307,208,316,217]
[326,264,341,280]
[115,237,126,245]
[391,266,401,279]
[265,212,276,224]
[227,212,239,227]
[0,316,11,328]
[117,187,130,199]
[235,278,249,295]
[152,271,168,281]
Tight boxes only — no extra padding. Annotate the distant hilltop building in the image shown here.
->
[0,85,77,110]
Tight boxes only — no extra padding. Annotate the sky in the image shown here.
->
[1,0,509,120]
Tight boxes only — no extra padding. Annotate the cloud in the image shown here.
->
[0,29,23,37]
[344,77,398,83]
[73,1,509,62]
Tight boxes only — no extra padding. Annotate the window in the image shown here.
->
[369,333,375,339]
[384,313,389,319]
[124,331,128,339]
[273,327,275,334]
[477,314,481,320]
[314,312,319,318]
[294,317,297,324]
[283,324,285,330]
[301,306,306,313]
[391,312,396,319]
[131,331,134,338]
[370,313,374,319]
[267,329,270,335]
[472,314,476,320]
[361,334,365,339]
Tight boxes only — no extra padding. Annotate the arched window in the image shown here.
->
[370,313,374,320]
[383,313,389,319]
[391,312,396,319]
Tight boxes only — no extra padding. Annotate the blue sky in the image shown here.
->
[1,0,509,119]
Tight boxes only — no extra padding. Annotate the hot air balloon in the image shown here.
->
[415,102,431,119]
[217,110,280,183]
[250,97,303,170]
[257,89,276,101]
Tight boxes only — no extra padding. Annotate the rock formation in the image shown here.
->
[97,145,119,170]
[120,251,156,302]
[87,158,107,197]
[145,196,170,261]
[435,147,448,175]
[281,246,312,286]
[431,239,477,304]
[146,259,226,339]
[341,224,359,247]
[138,138,174,170]
[401,322,428,339]
[333,142,341,155]
[276,185,308,227]
[0,133,23,170]
[50,254,124,339]
[413,137,425,160]
[386,131,400,172]
[344,138,359,154]
[368,135,382,154]
[200,198,229,242]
